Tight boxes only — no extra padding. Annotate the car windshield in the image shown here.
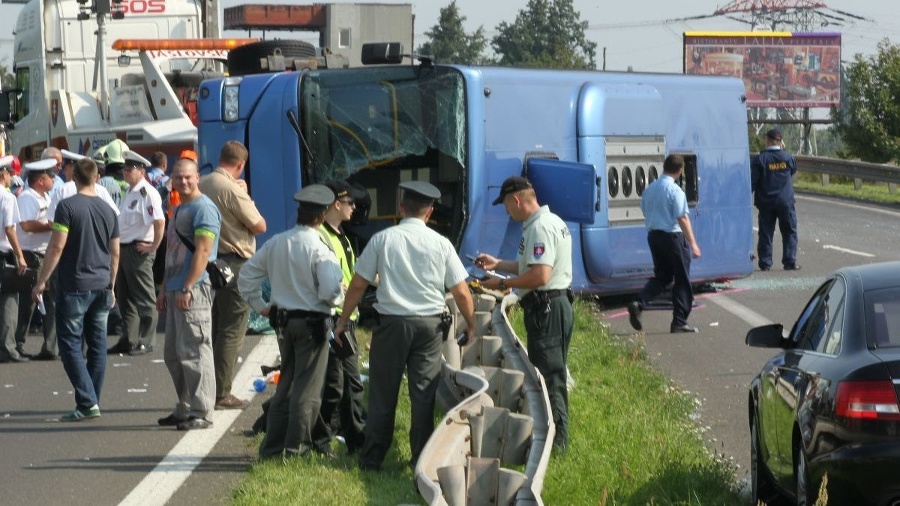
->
[866,287,900,348]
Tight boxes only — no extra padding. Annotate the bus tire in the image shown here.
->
[227,40,318,76]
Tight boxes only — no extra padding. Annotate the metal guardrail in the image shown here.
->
[415,293,554,506]
[794,155,900,186]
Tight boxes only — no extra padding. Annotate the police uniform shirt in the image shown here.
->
[517,205,573,297]
[354,217,468,316]
[16,187,51,254]
[238,225,343,315]
[640,174,688,233]
[0,190,20,252]
[753,146,796,206]
[118,178,165,244]
[47,180,120,221]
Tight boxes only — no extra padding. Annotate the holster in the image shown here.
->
[308,315,332,343]
[439,311,453,341]
[268,305,287,330]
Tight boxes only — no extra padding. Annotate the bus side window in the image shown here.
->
[677,153,699,206]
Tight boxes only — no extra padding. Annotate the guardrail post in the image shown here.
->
[890,183,897,194]
[820,173,829,186]
[854,178,862,190]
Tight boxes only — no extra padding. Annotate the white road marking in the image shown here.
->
[119,333,280,506]
[705,294,772,329]
[822,244,875,258]
[798,194,900,218]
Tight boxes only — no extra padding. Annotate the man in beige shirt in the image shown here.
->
[198,141,266,409]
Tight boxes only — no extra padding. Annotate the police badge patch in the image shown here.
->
[533,242,545,259]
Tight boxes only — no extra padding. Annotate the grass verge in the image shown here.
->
[795,172,900,206]
[232,301,740,505]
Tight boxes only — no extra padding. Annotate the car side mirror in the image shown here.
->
[745,323,786,348]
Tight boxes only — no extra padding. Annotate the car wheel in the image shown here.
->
[795,446,813,506]
[227,40,318,76]
[751,417,784,505]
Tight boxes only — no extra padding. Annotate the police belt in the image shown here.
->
[521,288,571,307]
[283,309,330,320]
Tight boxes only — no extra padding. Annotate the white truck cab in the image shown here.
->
[1,0,215,160]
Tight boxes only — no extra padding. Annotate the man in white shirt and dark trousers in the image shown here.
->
[0,156,29,363]
[13,158,58,360]
[107,151,165,356]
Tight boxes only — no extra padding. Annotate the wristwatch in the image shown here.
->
[499,279,507,291]
[181,286,191,294]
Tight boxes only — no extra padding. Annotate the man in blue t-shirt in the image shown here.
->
[32,158,120,422]
[155,157,222,431]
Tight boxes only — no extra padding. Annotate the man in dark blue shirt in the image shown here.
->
[752,128,800,271]
[32,159,120,422]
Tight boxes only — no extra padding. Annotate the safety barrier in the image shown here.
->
[414,293,554,506]
[795,155,900,193]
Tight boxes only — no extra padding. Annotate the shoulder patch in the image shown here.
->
[533,242,545,259]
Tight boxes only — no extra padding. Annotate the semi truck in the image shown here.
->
[0,0,227,161]
[195,43,755,294]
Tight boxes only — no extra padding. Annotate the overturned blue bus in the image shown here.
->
[196,44,753,294]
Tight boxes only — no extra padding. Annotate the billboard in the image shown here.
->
[684,32,841,108]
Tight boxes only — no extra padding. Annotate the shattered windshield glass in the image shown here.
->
[299,66,466,183]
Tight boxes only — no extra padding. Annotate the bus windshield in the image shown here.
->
[299,65,467,182]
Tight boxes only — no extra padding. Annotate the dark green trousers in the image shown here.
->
[313,321,366,451]
[359,315,442,469]
[211,255,251,399]
[524,294,574,450]
[259,317,329,458]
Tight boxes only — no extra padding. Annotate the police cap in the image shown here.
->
[22,158,58,177]
[61,149,88,163]
[123,150,152,167]
[492,176,532,205]
[399,180,441,200]
[293,184,336,207]
[0,155,15,173]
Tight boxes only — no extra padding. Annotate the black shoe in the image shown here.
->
[759,265,771,271]
[33,350,58,361]
[177,417,212,431]
[15,346,32,359]
[670,324,699,334]
[158,414,186,427]
[627,301,643,331]
[0,354,30,363]
[784,264,802,271]
[107,342,132,355]
[313,445,338,459]
[128,344,153,356]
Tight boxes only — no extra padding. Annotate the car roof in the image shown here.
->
[835,261,900,292]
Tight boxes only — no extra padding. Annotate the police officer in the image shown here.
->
[477,176,575,451]
[108,150,165,356]
[627,154,702,334]
[752,128,800,271]
[335,181,477,470]
[311,180,367,455]
[238,184,343,460]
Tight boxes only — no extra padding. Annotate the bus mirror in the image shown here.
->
[361,43,403,65]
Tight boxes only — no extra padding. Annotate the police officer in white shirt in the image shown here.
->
[335,181,477,471]
[107,151,165,356]
[238,184,344,460]
[0,156,29,363]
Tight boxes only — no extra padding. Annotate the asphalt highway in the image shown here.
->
[601,192,900,493]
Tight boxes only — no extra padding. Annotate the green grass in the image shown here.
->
[232,302,741,505]
[795,172,900,206]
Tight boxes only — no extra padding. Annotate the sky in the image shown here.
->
[0,0,897,74]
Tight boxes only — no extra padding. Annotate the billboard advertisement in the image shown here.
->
[683,32,841,108]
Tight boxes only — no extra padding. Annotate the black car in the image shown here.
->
[747,261,900,506]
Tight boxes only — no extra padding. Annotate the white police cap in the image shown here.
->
[22,158,58,176]
[399,180,441,200]
[61,149,88,162]
[293,184,335,206]
[0,155,14,172]
[123,150,151,167]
